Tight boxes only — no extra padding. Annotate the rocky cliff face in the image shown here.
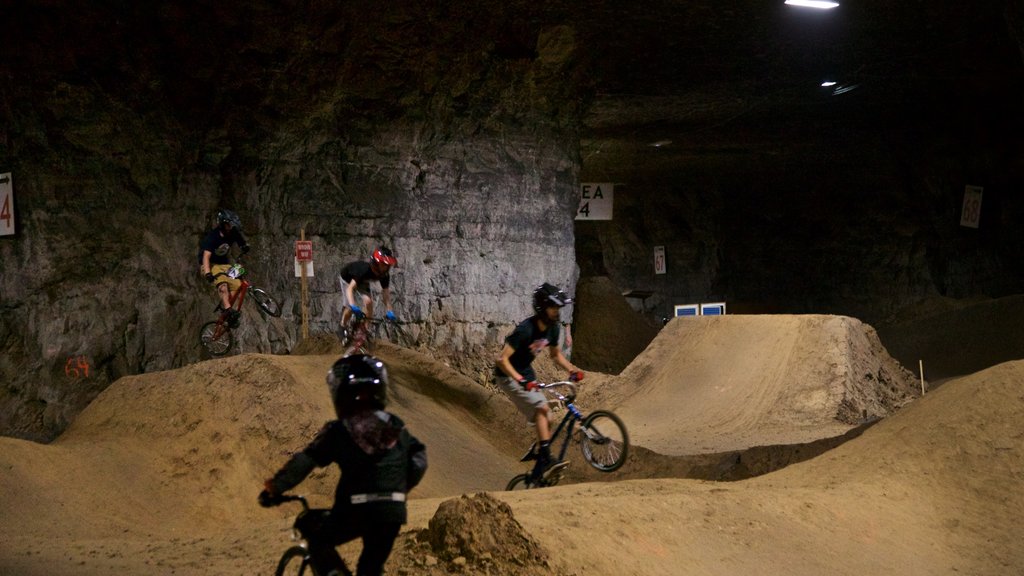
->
[3,1,1023,441]
[0,1,584,440]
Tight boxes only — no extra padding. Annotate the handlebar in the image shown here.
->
[342,304,400,323]
[539,381,578,403]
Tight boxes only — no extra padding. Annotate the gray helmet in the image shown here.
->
[326,354,389,417]
[533,283,573,313]
[216,208,242,229]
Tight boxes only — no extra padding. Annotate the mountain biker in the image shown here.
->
[259,354,428,576]
[494,283,585,483]
[198,208,250,327]
[339,246,398,336]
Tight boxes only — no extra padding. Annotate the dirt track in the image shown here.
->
[1,312,1022,575]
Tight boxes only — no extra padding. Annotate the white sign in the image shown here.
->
[294,258,314,277]
[0,172,13,236]
[654,245,666,275]
[960,185,983,229]
[576,182,614,220]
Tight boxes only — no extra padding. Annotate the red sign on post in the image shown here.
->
[295,240,313,262]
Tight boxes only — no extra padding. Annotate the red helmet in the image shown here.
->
[371,246,397,267]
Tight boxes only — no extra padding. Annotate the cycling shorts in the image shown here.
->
[495,374,549,422]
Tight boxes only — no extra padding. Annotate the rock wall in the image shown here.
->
[0,1,584,441]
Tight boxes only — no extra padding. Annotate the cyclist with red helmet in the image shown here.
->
[259,354,427,576]
[197,208,250,327]
[494,283,585,483]
[339,246,398,332]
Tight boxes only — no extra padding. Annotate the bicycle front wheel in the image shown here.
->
[505,474,531,491]
[251,288,282,317]
[579,410,629,472]
[275,546,312,576]
[199,321,233,356]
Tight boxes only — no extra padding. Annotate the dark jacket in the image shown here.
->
[267,411,427,524]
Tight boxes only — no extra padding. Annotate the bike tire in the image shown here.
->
[251,288,283,317]
[199,321,233,356]
[579,410,629,472]
[505,474,531,491]
[275,546,312,576]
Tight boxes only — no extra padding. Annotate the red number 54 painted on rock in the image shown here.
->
[65,356,90,379]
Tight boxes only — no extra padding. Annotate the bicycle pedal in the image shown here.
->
[543,461,569,480]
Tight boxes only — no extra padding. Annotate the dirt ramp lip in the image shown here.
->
[607,314,920,455]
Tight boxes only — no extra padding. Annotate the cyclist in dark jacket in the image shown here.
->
[259,354,427,576]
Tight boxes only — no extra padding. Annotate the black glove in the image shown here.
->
[258,489,280,508]
[205,272,216,284]
[240,245,251,255]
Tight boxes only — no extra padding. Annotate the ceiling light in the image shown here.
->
[821,81,837,87]
[785,0,839,9]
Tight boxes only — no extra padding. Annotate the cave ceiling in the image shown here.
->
[578,0,1024,180]
[4,1,1023,181]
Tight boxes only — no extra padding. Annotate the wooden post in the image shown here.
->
[918,359,925,395]
[300,228,309,339]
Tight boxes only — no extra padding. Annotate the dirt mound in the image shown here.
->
[878,294,1024,382]
[386,493,560,576]
[571,276,661,374]
[3,314,1022,575]
[599,314,920,454]
[291,332,345,355]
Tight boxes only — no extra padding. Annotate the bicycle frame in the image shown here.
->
[540,382,585,463]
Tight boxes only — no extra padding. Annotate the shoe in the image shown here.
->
[529,452,552,482]
[529,459,568,486]
[224,309,241,328]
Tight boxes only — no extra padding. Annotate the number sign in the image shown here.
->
[960,185,982,229]
[576,182,614,220]
[654,246,666,275]
[0,172,13,236]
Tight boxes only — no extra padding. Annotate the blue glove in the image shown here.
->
[350,305,364,319]
[386,310,397,321]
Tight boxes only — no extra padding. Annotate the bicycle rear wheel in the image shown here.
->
[579,410,629,472]
[199,321,233,356]
[275,546,312,576]
[250,287,282,317]
[505,474,531,491]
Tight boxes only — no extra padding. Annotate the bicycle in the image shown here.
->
[272,494,353,576]
[336,305,407,356]
[505,381,629,490]
[199,262,282,356]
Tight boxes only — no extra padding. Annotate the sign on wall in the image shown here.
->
[654,245,666,275]
[0,172,13,236]
[576,182,614,220]
[960,185,982,229]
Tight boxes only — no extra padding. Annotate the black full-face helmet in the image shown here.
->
[326,354,389,417]
[216,208,242,230]
[532,282,573,314]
